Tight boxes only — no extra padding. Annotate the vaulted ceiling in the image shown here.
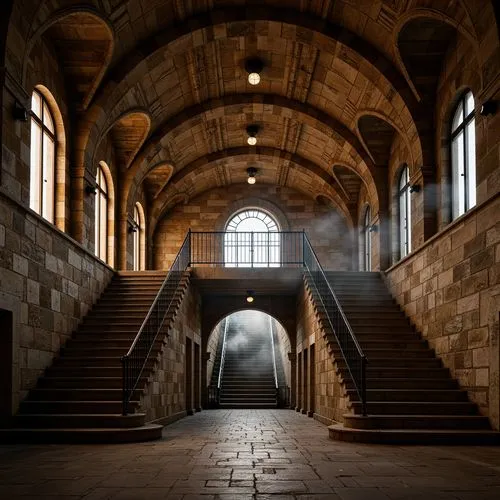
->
[18,0,485,229]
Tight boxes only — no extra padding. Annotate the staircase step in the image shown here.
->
[346,389,468,402]
[350,401,478,415]
[28,388,141,401]
[345,378,458,390]
[19,400,138,414]
[14,413,146,428]
[0,424,163,444]
[342,414,491,430]
[38,377,145,389]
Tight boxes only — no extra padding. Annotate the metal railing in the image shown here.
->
[121,230,367,416]
[303,235,367,415]
[121,232,190,415]
[190,231,304,267]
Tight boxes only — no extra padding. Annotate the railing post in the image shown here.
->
[188,228,192,266]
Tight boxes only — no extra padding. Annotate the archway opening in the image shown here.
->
[206,310,291,409]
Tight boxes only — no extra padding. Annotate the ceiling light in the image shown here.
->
[246,124,259,146]
[246,290,255,303]
[247,167,257,185]
[245,57,264,86]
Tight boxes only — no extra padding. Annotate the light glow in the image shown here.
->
[248,72,260,85]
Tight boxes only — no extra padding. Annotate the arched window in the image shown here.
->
[398,165,411,258]
[95,165,108,262]
[30,89,55,222]
[451,90,476,219]
[225,209,279,267]
[132,203,144,271]
[363,206,371,271]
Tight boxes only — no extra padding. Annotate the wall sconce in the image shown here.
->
[246,290,255,303]
[369,224,378,233]
[13,102,28,121]
[247,166,257,185]
[409,184,421,193]
[480,100,497,116]
[245,57,264,85]
[128,226,138,234]
[85,184,97,195]
[246,124,259,146]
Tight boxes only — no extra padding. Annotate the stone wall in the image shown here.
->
[385,194,500,429]
[154,184,353,270]
[0,189,114,412]
[206,317,225,385]
[140,283,202,423]
[273,319,292,389]
[296,283,347,425]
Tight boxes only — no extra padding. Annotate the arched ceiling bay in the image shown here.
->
[37,11,113,110]
[358,115,397,166]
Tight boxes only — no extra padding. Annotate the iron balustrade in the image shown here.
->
[121,230,367,416]
[190,231,304,267]
[303,235,367,415]
[121,232,190,415]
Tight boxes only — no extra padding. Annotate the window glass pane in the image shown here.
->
[100,193,107,260]
[95,193,100,259]
[465,91,474,117]
[30,119,42,213]
[42,133,55,222]
[466,119,476,209]
[452,102,463,132]
[407,188,412,254]
[452,131,465,218]
[43,101,55,134]
[32,92,42,119]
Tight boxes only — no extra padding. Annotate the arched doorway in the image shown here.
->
[206,310,292,408]
[224,209,280,267]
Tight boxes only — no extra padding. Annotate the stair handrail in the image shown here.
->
[302,233,367,416]
[121,231,191,415]
[269,316,279,389]
[217,316,229,392]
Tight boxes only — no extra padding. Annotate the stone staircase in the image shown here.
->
[219,310,278,408]
[306,271,500,444]
[0,270,189,443]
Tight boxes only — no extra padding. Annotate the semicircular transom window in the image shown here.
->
[225,209,280,267]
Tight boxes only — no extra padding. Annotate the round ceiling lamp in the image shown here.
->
[246,290,255,303]
[247,167,257,185]
[246,124,259,146]
[245,57,264,86]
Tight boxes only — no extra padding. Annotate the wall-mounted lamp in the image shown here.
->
[246,290,255,303]
[247,166,257,185]
[480,100,497,116]
[246,124,259,146]
[409,184,421,193]
[13,102,28,122]
[85,184,97,195]
[245,57,264,86]
[369,224,378,233]
[128,225,138,234]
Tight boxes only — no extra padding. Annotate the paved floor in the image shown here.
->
[0,410,500,499]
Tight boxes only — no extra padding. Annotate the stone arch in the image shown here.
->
[23,8,114,110]
[214,197,290,232]
[33,84,67,232]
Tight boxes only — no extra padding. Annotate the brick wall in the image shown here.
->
[0,190,114,411]
[385,194,500,429]
[273,319,292,389]
[206,318,224,385]
[154,184,353,270]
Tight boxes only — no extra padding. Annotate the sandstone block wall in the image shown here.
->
[385,194,500,429]
[0,190,114,412]
[140,283,202,423]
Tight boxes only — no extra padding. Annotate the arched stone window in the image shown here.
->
[225,209,280,267]
[133,202,145,270]
[362,206,371,271]
[451,90,476,219]
[30,89,56,223]
[398,165,411,259]
[95,165,108,262]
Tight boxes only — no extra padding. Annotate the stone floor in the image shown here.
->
[1,410,500,499]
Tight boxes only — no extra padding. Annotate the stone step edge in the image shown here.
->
[328,424,500,445]
[0,424,163,444]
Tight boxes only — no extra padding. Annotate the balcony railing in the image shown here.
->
[122,230,367,416]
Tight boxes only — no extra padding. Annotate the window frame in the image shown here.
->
[398,165,411,259]
[133,204,141,271]
[95,166,108,262]
[450,90,476,219]
[30,89,56,223]
[363,205,371,271]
